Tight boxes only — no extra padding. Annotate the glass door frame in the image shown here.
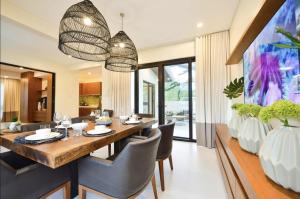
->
[134,57,196,142]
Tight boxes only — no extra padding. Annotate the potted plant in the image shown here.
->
[237,104,270,154]
[223,77,245,138]
[258,100,300,192]
[228,103,245,138]
[8,117,21,132]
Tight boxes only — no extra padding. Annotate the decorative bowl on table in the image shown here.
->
[95,116,112,126]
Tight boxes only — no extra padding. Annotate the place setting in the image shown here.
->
[120,114,142,125]
[82,125,115,137]
[14,125,65,145]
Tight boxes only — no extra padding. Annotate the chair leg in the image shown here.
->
[78,185,87,199]
[158,160,165,191]
[108,144,112,156]
[63,181,71,199]
[151,175,158,199]
[168,155,173,170]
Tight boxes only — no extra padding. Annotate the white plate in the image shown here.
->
[55,125,71,129]
[125,120,141,124]
[87,128,112,135]
[25,132,61,141]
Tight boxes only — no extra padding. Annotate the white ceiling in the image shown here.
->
[1,0,239,69]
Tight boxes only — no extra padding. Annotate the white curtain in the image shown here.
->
[0,78,21,121]
[102,67,132,117]
[195,31,230,147]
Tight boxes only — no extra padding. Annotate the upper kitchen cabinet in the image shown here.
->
[79,82,102,96]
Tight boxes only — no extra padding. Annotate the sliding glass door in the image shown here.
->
[135,57,195,141]
[164,63,190,138]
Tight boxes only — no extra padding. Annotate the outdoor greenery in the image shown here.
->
[274,27,300,49]
[259,100,300,126]
[223,77,244,99]
[165,81,190,101]
[237,104,262,117]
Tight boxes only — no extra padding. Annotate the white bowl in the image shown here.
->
[95,125,106,131]
[71,123,88,131]
[120,116,129,120]
[36,128,51,136]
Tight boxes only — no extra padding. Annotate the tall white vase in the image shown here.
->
[259,126,300,192]
[228,111,245,138]
[237,117,270,154]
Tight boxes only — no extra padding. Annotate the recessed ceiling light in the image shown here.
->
[19,67,24,70]
[83,17,92,26]
[87,72,92,75]
[197,22,204,28]
[68,55,72,58]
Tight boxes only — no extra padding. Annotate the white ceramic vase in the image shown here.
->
[228,111,245,138]
[259,126,300,192]
[237,117,270,154]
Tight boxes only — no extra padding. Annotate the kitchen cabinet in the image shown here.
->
[79,82,102,96]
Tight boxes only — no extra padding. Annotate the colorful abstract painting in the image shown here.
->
[244,0,300,106]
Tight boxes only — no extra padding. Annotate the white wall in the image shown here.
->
[229,0,265,103]
[138,41,195,64]
[1,54,79,117]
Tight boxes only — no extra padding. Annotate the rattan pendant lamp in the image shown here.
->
[58,0,111,62]
[105,13,138,72]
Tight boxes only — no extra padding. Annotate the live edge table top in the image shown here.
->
[0,118,156,169]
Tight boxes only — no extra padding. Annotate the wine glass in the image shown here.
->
[62,115,72,140]
[53,112,61,132]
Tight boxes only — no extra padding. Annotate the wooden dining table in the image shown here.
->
[0,118,156,168]
[0,118,156,197]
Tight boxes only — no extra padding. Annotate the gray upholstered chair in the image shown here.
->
[71,116,95,124]
[78,128,161,199]
[0,151,71,199]
[130,122,175,191]
[20,122,56,132]
[156,122,175,191]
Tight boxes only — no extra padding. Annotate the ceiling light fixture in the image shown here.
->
[105,13,138,72]
[83,17,92,26]
[19,67,24,70]
[197,22,204,28]
[58,0,111,62]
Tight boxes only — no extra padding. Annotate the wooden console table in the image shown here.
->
[215,124,300,199]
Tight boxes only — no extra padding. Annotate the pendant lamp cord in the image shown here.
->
[120,13,124,31]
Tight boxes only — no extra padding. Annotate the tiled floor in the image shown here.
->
[50,141,227,199]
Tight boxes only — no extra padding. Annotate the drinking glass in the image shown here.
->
[62,115,72,140]
[53,112,61,132]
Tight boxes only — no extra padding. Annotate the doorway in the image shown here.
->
[135,57,196,141]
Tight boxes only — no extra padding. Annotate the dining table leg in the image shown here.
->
[70,160,78,198]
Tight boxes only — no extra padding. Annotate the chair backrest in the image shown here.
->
[71,116,94,123]
[137,113,153,118]
[20,122,56,132]
[103,109,113,117]
[157,122,175,160]
[112,128,161,198]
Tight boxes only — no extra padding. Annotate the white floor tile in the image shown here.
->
[50,141,227,199]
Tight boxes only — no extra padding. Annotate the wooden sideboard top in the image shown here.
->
[216,124,300,199]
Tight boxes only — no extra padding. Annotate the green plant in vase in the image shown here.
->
[236,104,270,154]
[259,100,300,127]
[258,100,300,192]
[237,104,262,118]
[228,103,245,138]
[223,77,244,99]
